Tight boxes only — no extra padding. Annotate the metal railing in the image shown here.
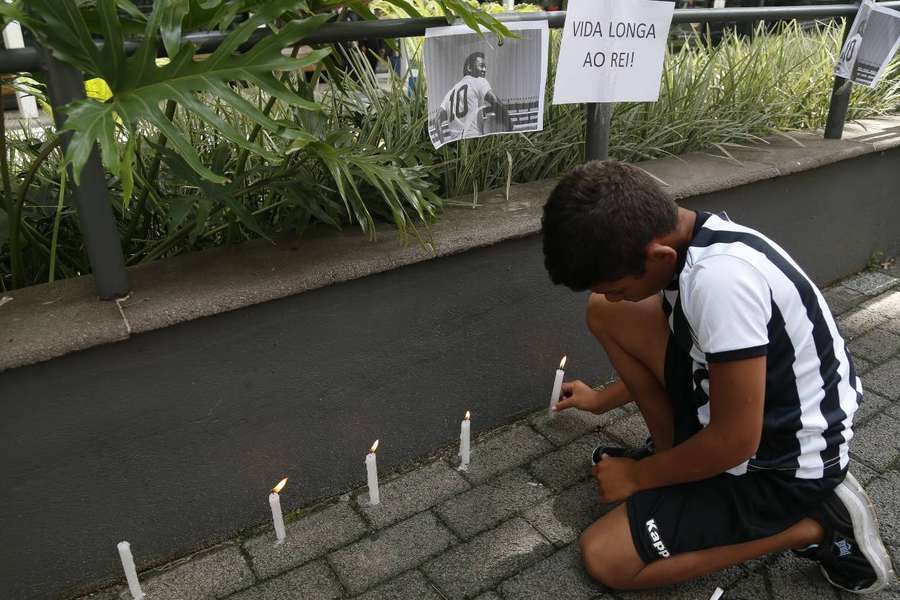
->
[1,3,898,299]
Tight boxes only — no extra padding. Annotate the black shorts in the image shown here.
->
[626,337,844,565]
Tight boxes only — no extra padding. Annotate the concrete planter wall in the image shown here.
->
[1,117,899,599]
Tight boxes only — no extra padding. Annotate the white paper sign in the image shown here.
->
[552,0,674,104]
[835,0,900,88]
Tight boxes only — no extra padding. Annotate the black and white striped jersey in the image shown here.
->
[662,212,860,480]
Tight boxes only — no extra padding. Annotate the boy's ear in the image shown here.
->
[646,242,678,265]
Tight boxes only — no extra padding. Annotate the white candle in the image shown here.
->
[459,411,471,470]
[269,477,288,544]
[366,440,380,505]
[549,355,567,415]
[116,541,145,600]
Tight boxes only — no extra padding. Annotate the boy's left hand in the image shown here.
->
[592,455,640,503]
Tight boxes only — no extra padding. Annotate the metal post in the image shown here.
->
[585,103,614,161]
[824,3,860,139]
[42,50,129,299]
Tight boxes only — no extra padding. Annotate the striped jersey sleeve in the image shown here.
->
[671,212,862,480]
[683,255,772,363]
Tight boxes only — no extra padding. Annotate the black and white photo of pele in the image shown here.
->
[424,22,548,149]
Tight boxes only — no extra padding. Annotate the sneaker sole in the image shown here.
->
[820,471,896,594]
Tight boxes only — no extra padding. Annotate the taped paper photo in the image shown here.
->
[836,0,900,87]
[424,22,549,149]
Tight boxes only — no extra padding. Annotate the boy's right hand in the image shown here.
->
[553,380,608,414]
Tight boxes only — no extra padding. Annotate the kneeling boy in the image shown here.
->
[541,161,894,593]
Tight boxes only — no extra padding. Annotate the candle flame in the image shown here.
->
[465,411,471,420]
[272,477,288,494]
[559,355,567,369]
[370,439,379,453]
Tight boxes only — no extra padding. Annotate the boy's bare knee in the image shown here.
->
[580,528,632,589]
[580,513,647,590]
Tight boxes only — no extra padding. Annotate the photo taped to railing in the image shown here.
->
[424,21,549,150]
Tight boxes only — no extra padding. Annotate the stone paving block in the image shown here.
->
[435,468,552,539]
[767,551,840,600]
[352,569,444,600]
[883,318,900,337]
[529,432,612,491]
[854,356,874,375]
[843,272,899,296]
[615,566,746,600]
[856,392,890,425]
[328,512,455,595]
[851,413,900,471]
[523,479,611,547]
[140,544,254,600]
[227,560,341,600]
[865,357,900,400]
[497,544,609,600]
[849,458,880,486]
[868,292,900,335]
[868,472,900,547]
[604,412,650,449]
[244,501,366,580]
[886,403,900,421]
[849,329,900,364]
[824,285,868,316]
[459,424,555,485]
[531,405,632,447]
[725,571,770,600]
[75,589,121,600]
[422,517,554,600]
[840,307,890,341]
[356,459,470,529]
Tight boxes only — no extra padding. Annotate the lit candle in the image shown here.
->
[549,355,567,415]
[269,477,288,544]
[366,440,380,505]
[116,541,145,600]
[459,411,471,470]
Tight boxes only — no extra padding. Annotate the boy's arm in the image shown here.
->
[594,356,765,502]
[594,255,771,502]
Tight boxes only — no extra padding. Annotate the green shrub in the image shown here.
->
[1,19,898,290]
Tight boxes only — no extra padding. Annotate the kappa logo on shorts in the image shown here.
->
[645,518,671,558]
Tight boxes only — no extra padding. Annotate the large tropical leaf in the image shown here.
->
[21,0,332,184]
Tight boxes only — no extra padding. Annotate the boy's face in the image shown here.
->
[590,244,678,302]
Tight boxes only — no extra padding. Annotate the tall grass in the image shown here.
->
[1,20,898,289]
[430,20,900,197]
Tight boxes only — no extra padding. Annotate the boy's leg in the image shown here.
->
[579,504,823,590]
[586,293,674,449]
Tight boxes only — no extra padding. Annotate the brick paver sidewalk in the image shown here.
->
[81,266,900,600]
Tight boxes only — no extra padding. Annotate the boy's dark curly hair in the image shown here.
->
[541,161,678,291]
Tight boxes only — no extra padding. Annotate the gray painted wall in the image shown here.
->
[1,148,898,599]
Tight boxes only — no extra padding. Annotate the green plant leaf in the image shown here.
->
[95,0,127,84]
[120,136,136,208]
[167,196,195,231]
[160,0,190,58]
[54,7,331,182]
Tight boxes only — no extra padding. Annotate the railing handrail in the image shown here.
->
[3,3,900,74]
